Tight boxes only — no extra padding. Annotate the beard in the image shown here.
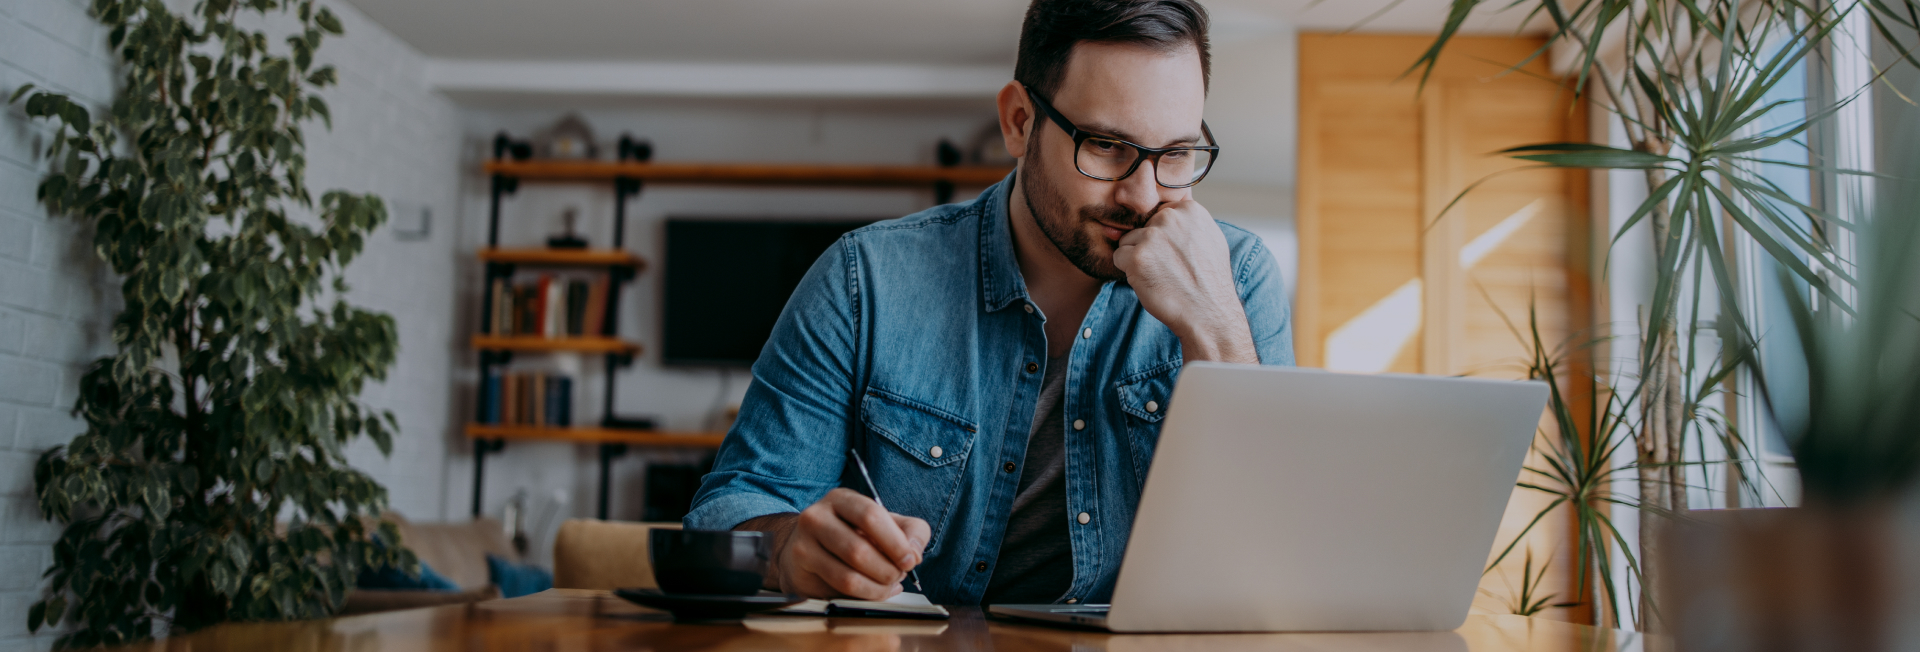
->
[1018,153,1147,282]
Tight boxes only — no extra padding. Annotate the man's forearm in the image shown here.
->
[736,513,798,590]
[1175,304,1260,364]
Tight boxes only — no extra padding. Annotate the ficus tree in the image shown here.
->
[9,0,412,646]
[1416,0,1920,631]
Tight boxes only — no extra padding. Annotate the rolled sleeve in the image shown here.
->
[1227,226,1295,366]
[685,238,860,531]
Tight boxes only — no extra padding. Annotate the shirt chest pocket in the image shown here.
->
[859,388,977,555]
[1113,360,1180,483]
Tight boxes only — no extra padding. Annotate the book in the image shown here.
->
[482,371,502,424]
[531,371,547,426]
[583,274,608,337]
[565,279,589,337]
[501,372,519,425]
[544,277,564,338]
[774,592,949,620]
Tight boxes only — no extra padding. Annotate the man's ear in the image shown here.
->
[996,81,1034,159]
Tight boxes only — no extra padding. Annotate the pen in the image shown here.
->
[849,448,924,593]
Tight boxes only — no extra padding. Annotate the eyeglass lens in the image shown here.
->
[1075,137,1215,187]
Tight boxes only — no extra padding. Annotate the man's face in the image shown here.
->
[1019,41,1207,281]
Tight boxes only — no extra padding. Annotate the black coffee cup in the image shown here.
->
[649,529,770,596]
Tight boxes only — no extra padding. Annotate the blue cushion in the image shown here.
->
[486,554,553,598]
[357,556,460,591]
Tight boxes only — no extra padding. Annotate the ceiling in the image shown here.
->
[340,0,1546,64]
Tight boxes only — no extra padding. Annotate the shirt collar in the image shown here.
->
[978,171,1030,313]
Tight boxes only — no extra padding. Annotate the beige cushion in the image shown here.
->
[551,520,681,590]
[388,516,520,591]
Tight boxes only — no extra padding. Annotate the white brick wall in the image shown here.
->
[0,0,461,647]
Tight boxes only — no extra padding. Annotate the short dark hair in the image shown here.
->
[1013,0,1211,99]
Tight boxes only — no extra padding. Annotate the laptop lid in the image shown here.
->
[1105,363,1547,632]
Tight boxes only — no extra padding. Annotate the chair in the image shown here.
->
[551,519,682,590]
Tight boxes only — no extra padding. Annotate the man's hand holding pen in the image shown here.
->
[737,487,931,600]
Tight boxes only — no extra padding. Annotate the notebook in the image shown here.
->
[774,592,950,620]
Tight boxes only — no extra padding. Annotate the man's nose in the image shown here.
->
[1112,160,1164,220]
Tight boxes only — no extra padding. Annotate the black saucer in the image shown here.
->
[614,588,806,621]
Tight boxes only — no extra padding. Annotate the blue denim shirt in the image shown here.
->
[685,174,1294,605]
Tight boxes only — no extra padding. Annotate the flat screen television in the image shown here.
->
[662,218,878,366]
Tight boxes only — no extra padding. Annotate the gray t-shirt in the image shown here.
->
[982,354,1073,604]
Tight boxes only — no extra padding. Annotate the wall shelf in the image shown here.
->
[466,424,725,449]
[472,336,642,354]
[479,248,645,268]
[483,160,1013,188]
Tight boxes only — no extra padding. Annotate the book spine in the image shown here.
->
[546,277,563,338]
[558,376,572,427]
[566,280,588,337]
[543,375,559,427]
[532,371,547,427]
[483,371,502,424]
[501,372,518,426]
[583,274,608,337]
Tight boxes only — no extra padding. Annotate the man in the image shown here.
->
[684,0,1292,606]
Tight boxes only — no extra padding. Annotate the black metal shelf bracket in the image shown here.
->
[470,437,506,518]
[597,442,630,520]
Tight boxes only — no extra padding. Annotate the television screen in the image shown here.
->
[662,219,878,366]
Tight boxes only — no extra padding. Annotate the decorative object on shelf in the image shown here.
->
[539,113,598,160]
[11,0,409,645]
[547,207,589,249]
[969,120,1016,167]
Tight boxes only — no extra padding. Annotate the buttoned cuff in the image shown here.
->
[683,492,802,531]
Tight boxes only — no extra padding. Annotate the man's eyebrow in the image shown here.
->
[1078,122,1206,148]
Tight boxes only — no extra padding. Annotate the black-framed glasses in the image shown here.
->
[1026,88,1219,189]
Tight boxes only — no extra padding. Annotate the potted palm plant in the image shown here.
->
[1662,142,1920,651]
[1419,0,1920,631]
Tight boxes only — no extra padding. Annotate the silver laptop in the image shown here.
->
[989,362,1547,632]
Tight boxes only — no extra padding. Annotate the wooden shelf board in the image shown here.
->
[466,424,726,448]
[471,336,641,354]
[479,248,644,268]
[483,160,1013,187]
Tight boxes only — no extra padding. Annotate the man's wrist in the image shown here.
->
[1172,303,1259,364]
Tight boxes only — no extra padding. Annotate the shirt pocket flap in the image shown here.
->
[860,389,977,467]
[1115,361,1180,423]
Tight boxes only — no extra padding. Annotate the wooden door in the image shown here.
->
[1297,33,1595,623]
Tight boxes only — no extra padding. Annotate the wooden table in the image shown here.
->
[115,589,1658,651]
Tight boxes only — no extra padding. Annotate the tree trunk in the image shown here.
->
[1634,158,1689,634]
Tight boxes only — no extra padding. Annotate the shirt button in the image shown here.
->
[1026,362,1039,373]
[930,446,943,459]
[1023,304,1034,314]
[1073,419,1085,431]
[975,562,989,572]
[1081,328,1092,339]
[1004,462,1017,473]
[1077,512,1091,525]
[1145,401,1159,413]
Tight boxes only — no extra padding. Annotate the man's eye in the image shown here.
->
[1088,140,1122,153]
[1162,150,1190,161]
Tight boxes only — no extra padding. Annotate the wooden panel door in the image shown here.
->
[1297,33,1594,624]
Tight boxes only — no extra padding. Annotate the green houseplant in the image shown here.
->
[1417,0,1920,630]
[9,0,410,646]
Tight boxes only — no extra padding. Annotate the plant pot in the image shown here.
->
[1665,503,1920,651]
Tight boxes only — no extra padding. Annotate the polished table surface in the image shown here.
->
[119,589,1657,651]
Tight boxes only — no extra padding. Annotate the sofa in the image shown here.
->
[338,516,517,615]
